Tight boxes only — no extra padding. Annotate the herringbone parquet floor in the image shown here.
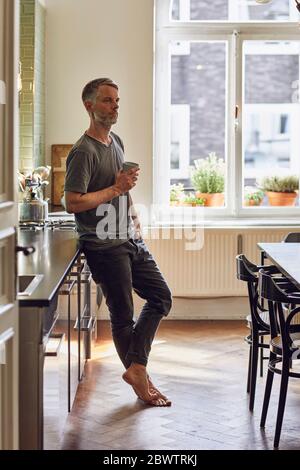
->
[60,320,300,450]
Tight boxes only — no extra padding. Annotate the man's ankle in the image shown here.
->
[129,362,146,371]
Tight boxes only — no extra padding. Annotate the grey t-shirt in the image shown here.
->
[64,132,134,250]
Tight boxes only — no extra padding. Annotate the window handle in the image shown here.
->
[235,105,239,119]
[235,105,239,130]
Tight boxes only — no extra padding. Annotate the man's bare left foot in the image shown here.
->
[122,363,158,403]
[148,376,172,406]
[130,375,172,407]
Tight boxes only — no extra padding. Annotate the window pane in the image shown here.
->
[171,0,299,22]
[243,41,300,207]
[170,41,227,207]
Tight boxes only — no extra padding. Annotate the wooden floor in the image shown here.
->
[60,320,300,450]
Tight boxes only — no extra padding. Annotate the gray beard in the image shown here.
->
[93,113,118,128]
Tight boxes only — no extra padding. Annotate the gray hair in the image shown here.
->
[81,78,118,103]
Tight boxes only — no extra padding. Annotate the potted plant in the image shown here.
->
[170,183,184,206]
[182,193,205,207]
[259,175,299,206]
[191,152,225,207]
[244,186,265,207]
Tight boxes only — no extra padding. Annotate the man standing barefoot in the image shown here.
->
[64,78,172,406]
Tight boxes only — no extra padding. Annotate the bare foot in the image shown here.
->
[122,363,158,403]
[148,376,172,407]
[148,396,171,407]
[129,375,172,407]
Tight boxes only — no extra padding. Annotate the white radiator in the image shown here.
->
[83,227,300,319]
[145,228,293,297]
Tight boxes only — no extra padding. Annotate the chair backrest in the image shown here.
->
[236,254,258,282]
[258,268,300,352]
[282,232,300,243]
[236,255,271,331]
[258,269,291,303]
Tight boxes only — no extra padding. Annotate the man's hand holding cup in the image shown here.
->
[114,161,140,194]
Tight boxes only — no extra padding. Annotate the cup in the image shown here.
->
[122,161,139,172]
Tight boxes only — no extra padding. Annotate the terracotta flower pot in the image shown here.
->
[195,192,224,207]
[244,199,263,207]
[266,191,297,207]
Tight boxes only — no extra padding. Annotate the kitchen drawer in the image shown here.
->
[43,322,68,450]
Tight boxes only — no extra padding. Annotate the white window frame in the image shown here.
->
[154,0,300,220]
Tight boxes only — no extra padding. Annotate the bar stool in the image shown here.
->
[258,268,300,448]
[236,255,282,411]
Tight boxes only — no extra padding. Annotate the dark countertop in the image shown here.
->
[258,242,300,289]
[18,229,80,307]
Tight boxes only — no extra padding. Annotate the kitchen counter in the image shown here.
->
[18,228,80,307]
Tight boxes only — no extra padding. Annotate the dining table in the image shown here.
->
[257,242,300,290]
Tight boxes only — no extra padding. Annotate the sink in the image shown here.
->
[18,274,44,296]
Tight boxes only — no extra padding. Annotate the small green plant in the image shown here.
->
[244,187,264,206]
[183,193,205,206]
[170,183,184,203]
[191,152,225,194]
[259,175,299,193]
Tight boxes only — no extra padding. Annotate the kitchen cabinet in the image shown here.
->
[17,228,91,449]
[43,316,68,450]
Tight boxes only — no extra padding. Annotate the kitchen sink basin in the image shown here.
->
[18,274,44,296]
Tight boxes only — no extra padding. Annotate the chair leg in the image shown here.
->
[260,336,264,377]
[249,332,259,411]
[260,352,276,428]
[274,359,290,449]
[247,344,252,394]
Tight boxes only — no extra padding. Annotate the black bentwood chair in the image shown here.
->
[259,269,300,448]
[282,232,300,243]
[236,254,283,411]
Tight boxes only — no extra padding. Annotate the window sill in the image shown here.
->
[150,218,300,229]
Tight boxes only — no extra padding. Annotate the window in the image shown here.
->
[171,104,190,179]
[171,0,298,22]
[242,40,300,207]
[155,0,300,217]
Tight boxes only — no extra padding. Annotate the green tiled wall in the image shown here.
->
[19,0,45,172]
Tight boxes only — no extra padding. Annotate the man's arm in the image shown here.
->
[65,168,139,214]
[65,185,121,214]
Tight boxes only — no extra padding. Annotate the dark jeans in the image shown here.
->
[83,238,172,368]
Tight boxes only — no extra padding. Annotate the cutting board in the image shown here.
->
[51,144,73,205]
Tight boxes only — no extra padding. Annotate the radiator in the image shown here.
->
[145,228,293,297]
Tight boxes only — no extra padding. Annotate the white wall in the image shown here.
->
[45,0,154,207]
